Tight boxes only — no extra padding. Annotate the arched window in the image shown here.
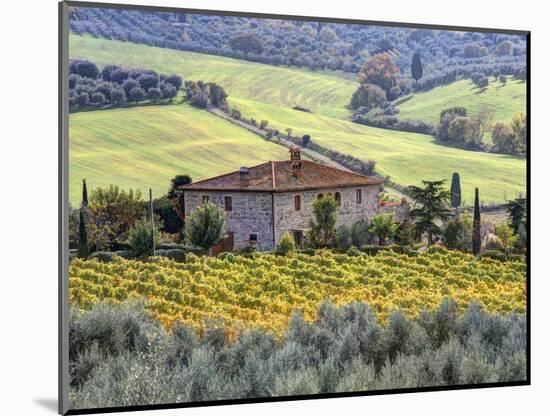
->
[334,192,341,206]
[317,193,324,200]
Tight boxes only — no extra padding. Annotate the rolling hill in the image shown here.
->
[69,35,527,205]
[69,35,356,119]
[229,97,526,204]
[69,104,289,204]
[396,77,526,126]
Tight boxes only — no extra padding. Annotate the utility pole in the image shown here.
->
[149,188,156,256]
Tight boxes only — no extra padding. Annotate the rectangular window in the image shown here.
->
[202,195,209,204]
[249,234,258,244]
[224,196,232,212]
[356,189,362,204]
[294,195,301,211]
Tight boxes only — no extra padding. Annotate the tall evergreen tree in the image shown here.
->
[408,180,451,245]
[78,209,89,259]
[506,197,527,234]
[411,50,423,81]
[450,173,461,210]
[472,188,481,255]
[82,179,88,208]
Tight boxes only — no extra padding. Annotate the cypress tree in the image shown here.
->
[472,188,481,255]
[82,178,88,208]
[78,209,89,259]
[450,172,461,209]
[411,50,423,81]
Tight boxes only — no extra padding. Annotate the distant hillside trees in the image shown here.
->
[350,84,387,111]
[229,32,264,55]
[497,40,514,56]
[463,43,488,59]
[491,113,527,155]
[69,59,182,111]
[358,53,401,100]
[411,50,423,81]
[436,106,493,150]
[184,81,228,110]
[70,7,527,91]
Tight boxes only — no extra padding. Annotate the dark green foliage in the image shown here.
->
[229,32,264,55]
[351,219,372,246]
[78,209,89,259]
[128,86,145,103]
[450,172,461,209]
[336,225,352,249]
[167,174,192,221]
[444,215,472,251]
[368,213,398,245]
[350,83,387,111]
[437,107,467,141]
[506,197,527,235]
[396,220,415,246]
[411,50,423,81]
[153,196,183,234]
[82,179,88,208]
[71,9,526,87]
[472,188,481,255]
[185,81,228,110]
[308,196,338,247]
[409,180,452,245]
[69,300,526,408]
[128,217,161,257]
[184,202,225,250]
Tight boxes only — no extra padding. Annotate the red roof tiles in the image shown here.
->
[181,160,383,193]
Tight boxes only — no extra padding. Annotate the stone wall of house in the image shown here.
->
[378,200,410,222]
[273,185,379,245]
[184,190,274,251]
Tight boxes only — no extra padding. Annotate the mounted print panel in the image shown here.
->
[59,1,529,414]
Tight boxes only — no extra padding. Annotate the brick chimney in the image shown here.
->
[239,166,250,184]
[289,146,303,178]
[289,146,303,170]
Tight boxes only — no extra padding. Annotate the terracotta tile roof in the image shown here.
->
[181,160,383,193]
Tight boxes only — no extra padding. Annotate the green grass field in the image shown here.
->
[69,104,289,204]
[69,35,356,119]
[229,97,526,204]
[396,77,526,125]
[69,35,527,205]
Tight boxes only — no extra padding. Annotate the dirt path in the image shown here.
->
[208,107,410,200]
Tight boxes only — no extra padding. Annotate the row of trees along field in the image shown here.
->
[71,170,526,264]
[69,59,182,110]
[69,6,526,92]
[349,51,526,155]
[69,59,230,113]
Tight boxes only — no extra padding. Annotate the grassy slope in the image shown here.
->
[69,35,356,119]
[230,97,526,204]
[69,35,526,204]
[69,105,289,204]
[396,77,527,125]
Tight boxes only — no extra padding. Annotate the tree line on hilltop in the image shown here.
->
[69,6,526,92]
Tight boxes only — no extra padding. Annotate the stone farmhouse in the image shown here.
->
[181,147,408,251]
